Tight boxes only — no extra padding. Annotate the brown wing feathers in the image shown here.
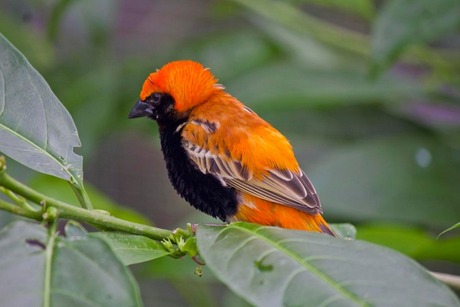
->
[182,134,322,215]
[181,103,322,215]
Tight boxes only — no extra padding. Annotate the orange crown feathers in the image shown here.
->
[140,60,223,113]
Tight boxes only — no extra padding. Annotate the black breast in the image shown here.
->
[158,124,238,221]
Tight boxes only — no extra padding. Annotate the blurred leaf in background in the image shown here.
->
[371,0,460,75]
[310,135,460,229]
[357,223,460,264]
[29,174,151,225]
[1,0,459,304]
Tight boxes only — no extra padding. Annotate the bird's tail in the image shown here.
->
[267,204,337,236]
[274,204,336,236]
[312,214,336,237]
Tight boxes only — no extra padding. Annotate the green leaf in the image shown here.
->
[197,222,459,306]
[357,224,460,263]
[330,223,356,239]
[0,34,81,182]
[0,220,142,307]
[143,255,216,281]
[371,0,460,74]
[310,135,460,229]
[0,221,46,306]
[91,232,170,265]
[0,211,15,229]
[65,220,88,238]
[0,34,91,208]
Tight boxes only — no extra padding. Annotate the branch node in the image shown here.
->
[42,206,58,223]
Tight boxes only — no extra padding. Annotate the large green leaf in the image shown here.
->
[197,223,459,306]
[0,34,82,182]
[0,34,90,207]
[0,220,46,306]
[371,0,460,73]
[91,232,170,266]
[310,135,460,229]
[0,221,142,307]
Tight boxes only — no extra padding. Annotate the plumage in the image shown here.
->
[129,60,335,236]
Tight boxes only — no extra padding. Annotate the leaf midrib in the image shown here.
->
[229,224,370,307]
[0,122,73,180]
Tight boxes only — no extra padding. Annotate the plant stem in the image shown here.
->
[0,198,42,221]
[0,172,173,241]
[431,272,460,291]
[43,219,58,307]
[438,222,460,238]
[69,181,93,210]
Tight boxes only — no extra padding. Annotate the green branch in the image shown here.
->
[43,217,58,307]
[0,198,42,220]
[0,167,173,242]
[69,178,93,210]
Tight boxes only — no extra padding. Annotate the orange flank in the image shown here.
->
[231,194,334,234]
[129,60,336,236]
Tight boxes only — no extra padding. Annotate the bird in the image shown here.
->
[129,60,335,236]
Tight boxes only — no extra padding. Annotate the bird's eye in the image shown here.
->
[149,92,161,104]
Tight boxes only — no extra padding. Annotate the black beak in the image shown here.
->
[128,100,152,119]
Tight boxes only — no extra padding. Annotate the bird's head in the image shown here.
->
[128,60,223,124]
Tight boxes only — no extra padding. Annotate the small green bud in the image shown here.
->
[42,206,58,221]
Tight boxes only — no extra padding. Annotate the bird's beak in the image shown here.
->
[128,100,152,119]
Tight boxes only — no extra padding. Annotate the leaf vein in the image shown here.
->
[0,123,72,180]
[232,225,370,306]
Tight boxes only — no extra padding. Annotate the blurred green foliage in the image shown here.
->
[1,0,459,304]
[29,175,152,225]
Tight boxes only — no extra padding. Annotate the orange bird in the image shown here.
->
[129,60,335,236]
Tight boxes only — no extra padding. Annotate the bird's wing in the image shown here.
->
[181,119,322,215]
